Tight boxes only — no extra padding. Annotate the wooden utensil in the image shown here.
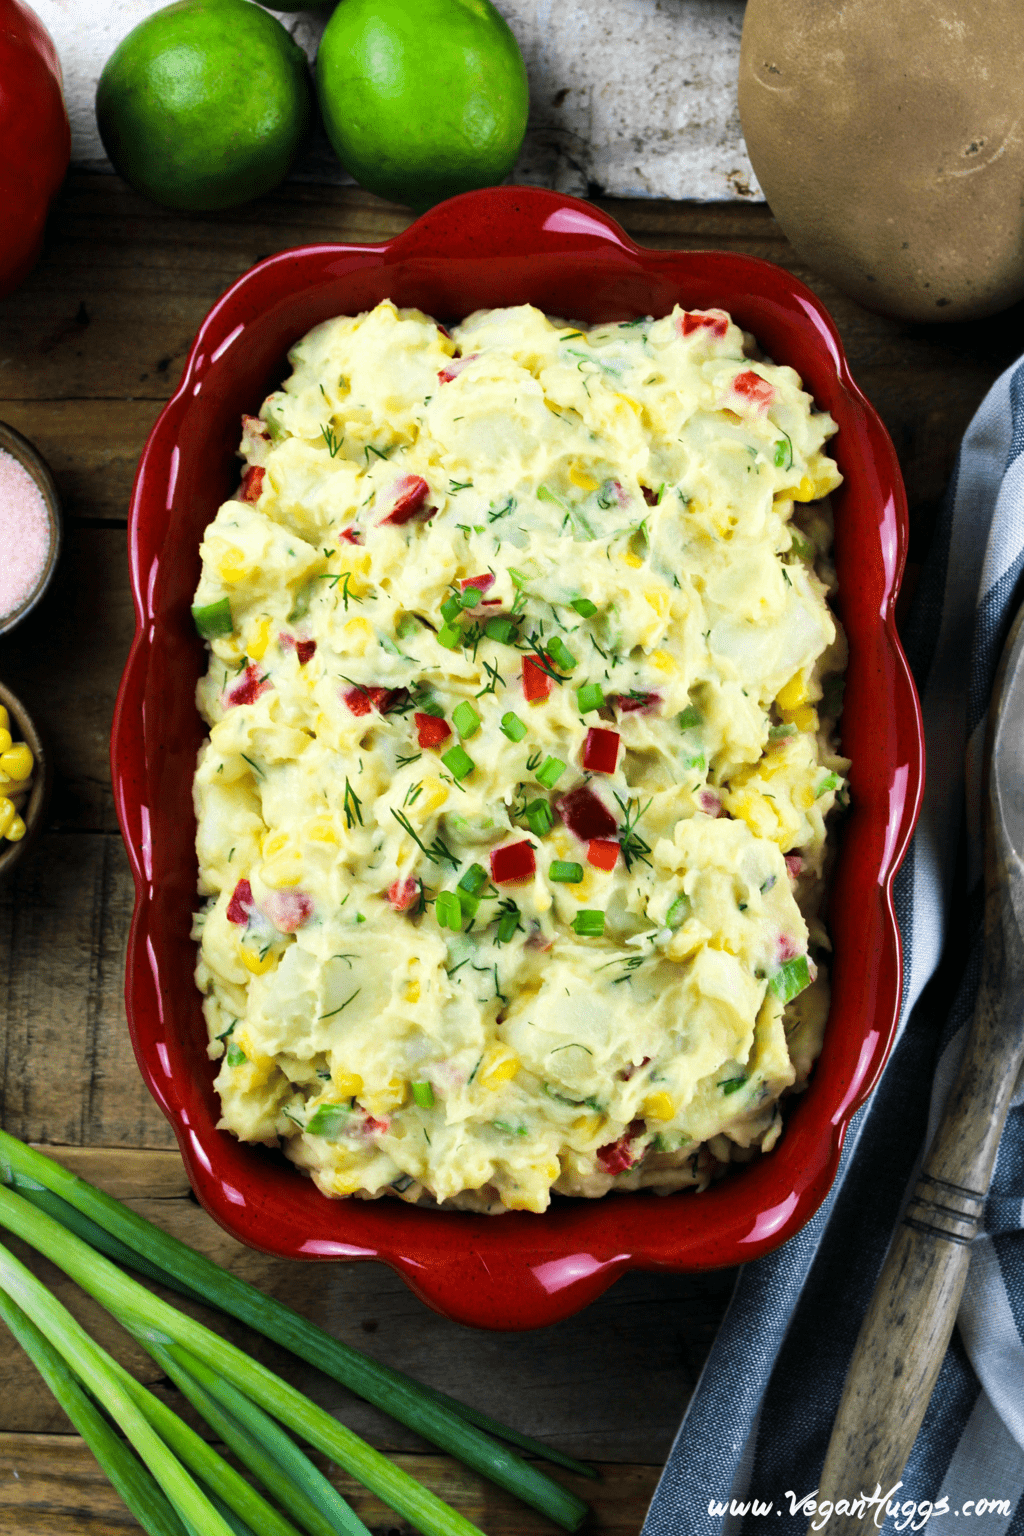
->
[814,601,1024,1533]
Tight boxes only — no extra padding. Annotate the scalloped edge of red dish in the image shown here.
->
[111,186,924,1331]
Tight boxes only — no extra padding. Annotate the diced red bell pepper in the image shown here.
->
[378,475,432,526]
[415,712,452,749]
[777,933,799,962]
[732,370,776,411]
[226,879,254,925]
[295,640,316,666]
[241,414,269,441]
[610,691,661,714]
[387,877,420,912]
[227,664,272,707]
[522,653,553,702]
[438,353,478,383]
[240,465,265,503]
[490,840,536,884]
[785,854,803,879]
[698,789,722,817]
[363,1114,390,1136]
[678,309,728,338]
[266,891,313,933]
[340,526,363,545]
[557,786,617,842]
[459,573,495,596]
[343,685,406,717]
[582,727,620,774]
[587,838,619,871]
[597,1122,644,1175]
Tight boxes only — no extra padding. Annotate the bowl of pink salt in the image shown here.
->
[0,422,61,637]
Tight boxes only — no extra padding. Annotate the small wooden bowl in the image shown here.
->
[0,681,52,880]
[0,421,62,638]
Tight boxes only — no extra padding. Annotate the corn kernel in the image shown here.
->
[0,730,11,754]
[418,777,449,814]
[643,1091,676,1121]
[405,979,421,1004]
[796,782,816,810]
[644,589,670,616]
[790,476,816,502]
[6,814,26,843]
[780,704,818,733]
[544,1159,561,1183]
[569,463,599,492]
[261,851,304,888]
[729,788,779,842]
[342,617,374,655]
[261,830,289,859]
[615,393,642,416]
[623,551,644,569]
[776,673,810,711]
[477,1049,521,1090]
[304,817,340,845]
[0,798,14,837]
[217,546,250,585]
[0,743,33,781]
[241,947,277,975]
[650,648,677,674]
[247,616,273,661]
[333,1070,364,1096]
[572,1113,604,1139]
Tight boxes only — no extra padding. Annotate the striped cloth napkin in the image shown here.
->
[642,353,1024,1536]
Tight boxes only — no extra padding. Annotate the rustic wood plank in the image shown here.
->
[0,527,133,833]
[0,1433,659,1535]
[0,1148,732,1461]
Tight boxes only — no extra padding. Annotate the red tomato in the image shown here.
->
[0,1,70,299]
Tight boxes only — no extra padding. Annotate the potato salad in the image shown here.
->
[190,299,849,1214]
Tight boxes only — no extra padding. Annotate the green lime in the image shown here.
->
[96,0,313,212]
[316,0,529,212]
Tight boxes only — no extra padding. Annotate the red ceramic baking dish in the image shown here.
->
[112,186,924,1330]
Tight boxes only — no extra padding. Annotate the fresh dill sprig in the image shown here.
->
[320,424,342,458]
[475,658,505,698]
[343,777,363,829]
[390,809,459,868]
[614,793,654,871]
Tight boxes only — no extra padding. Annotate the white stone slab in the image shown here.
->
[33,0,761,202]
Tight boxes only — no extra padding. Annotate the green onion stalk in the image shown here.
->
[0,1130,592,1523]
[1,1131,592,1489]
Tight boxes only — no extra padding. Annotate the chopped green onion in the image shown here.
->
[412,1082,435,1109]
[769,723,797,739]
[460,587,482,609]
[678,705,702,730]
[496,906,521,944]
[435,891,463,930]
[572,910,605,937]
[500,712,527,742]
[419,698,445,718]
[191,598,233,640]
[768,954,812,1003]
[440,594,462,623]
[458,863,488,897]
[0,1133,595,1511]
[289,580,316,623]
[719,1076,747,1095]
[437,622,462,649]
[550,861,583,884]
[665,893,691,928]
[535,756,567,791]
[523,800,554,837]
[305,1103,350,1140]
[452,701,481,739]
[576,682,605,714]
[441,744,475,781]
[570,598,597,618]
[816,771,841,798]
[226,1043,247,1068]
[396,614,420,640]
[484,616,516,643]
[546,637,576,671]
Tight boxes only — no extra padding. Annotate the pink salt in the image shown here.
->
[0,449,49,619]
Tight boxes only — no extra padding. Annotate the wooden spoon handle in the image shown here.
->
[812,871,1024,1533]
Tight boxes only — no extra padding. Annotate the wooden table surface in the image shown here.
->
[1,172,1022,1536]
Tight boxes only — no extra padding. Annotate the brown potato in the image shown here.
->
[738,0,1024,323]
